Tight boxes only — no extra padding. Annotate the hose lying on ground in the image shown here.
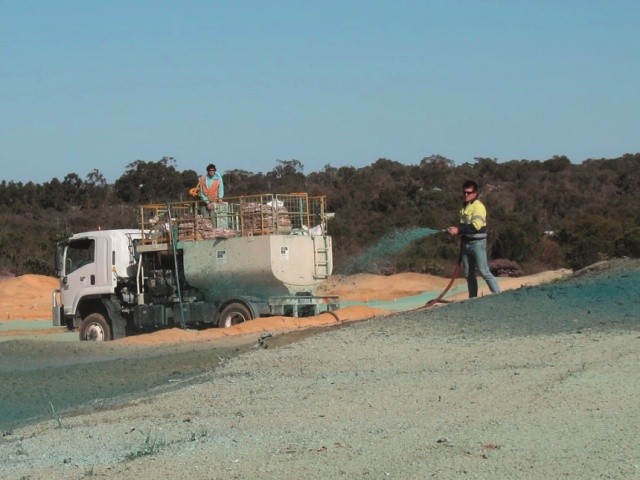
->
[412,238,463,311]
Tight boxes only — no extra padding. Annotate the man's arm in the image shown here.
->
[216,173,224,199]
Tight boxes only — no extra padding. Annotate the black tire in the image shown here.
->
[79,313,112,341]
[218,303,252,328]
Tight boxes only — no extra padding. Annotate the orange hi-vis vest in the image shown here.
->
[199,176,220,202]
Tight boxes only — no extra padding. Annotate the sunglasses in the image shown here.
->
[463,190,476,195]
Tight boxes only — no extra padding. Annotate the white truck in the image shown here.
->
[52,193,338,341]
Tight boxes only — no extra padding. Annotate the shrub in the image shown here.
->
[538,237,565,269]
[489,258,524,277]
[615,227,640,257]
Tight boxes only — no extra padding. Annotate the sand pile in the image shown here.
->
[0,274,59,321]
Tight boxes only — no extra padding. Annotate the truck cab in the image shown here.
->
[53,229,141,338]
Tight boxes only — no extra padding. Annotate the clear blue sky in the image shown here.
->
[2,0,639,184]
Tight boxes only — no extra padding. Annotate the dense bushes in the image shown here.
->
[1,154,639,276]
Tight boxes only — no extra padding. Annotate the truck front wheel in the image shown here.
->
[79,313,112,341]
[218,303,252,328]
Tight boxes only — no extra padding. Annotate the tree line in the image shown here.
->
[1,153,639,277]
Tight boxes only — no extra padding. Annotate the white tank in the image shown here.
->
[181,233,332,302]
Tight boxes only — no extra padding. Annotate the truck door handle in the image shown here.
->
[91,274,95,285]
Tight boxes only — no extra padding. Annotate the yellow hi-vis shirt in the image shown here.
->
[458,199,488,240]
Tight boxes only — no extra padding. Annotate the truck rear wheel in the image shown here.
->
[218,303,252,328]
[79,313,112,341]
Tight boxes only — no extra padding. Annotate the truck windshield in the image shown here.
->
[66,238,95,274]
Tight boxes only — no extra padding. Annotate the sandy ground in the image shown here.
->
[0,269,570,343]
[1,262,639,479]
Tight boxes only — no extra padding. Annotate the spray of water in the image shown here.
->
[342,227,441,274]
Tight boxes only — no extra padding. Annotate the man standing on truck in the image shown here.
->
[199,164,227,228]
[447,180,501,298]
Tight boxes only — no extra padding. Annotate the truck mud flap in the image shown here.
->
[103,299,128,339]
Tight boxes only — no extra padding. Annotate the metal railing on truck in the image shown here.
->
[138,193,329,246]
